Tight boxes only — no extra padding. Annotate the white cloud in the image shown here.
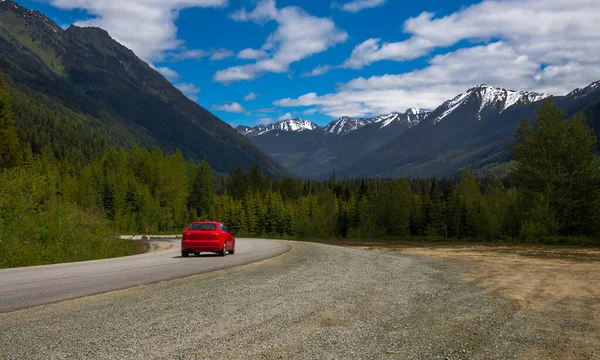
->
[342,37,433,69]
[335,0,386,13]
[166,48,233,61]
[276,0,600,118]
[238,48,269,60]
[303,64,335,77]
[153,66,181,82]
[256,117,274,125]
[210,48,234,61]
[49,0,228,62]
[278,112,293,121]
[214,0,348,83]
[303,108,318,115]
[274,42,566,117]
[211,102,247,113]
[168,49,210,61]
[244,92,259,101]
[175,82,201,101]
[342,0,600,70]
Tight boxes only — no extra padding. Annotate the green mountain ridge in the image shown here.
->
[0,0,287,175]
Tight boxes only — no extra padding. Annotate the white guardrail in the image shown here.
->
[120,235,182,241]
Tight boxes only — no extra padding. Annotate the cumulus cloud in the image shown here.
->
[214,0,348,83]
[211,102,247,113]
[175,82,201,101]
[278,112,293,121]
[276,0,600,117]
[153,66,181,82]
[342,0,600,70]
[256,117,274,125]
[238,48,269,60]
[334,0,387,13]
[49,0,228,62]
[210,48,234,61]
[303,108,318,115]
[244,92,259,101]
[303,65,335,77]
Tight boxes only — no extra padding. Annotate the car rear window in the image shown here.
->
[187,223,217,231]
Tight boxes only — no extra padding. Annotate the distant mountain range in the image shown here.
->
[0,0,286,176]
[235,108,430,177]
[237,82,600,178]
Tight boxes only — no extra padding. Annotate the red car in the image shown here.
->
[181,222,236,257]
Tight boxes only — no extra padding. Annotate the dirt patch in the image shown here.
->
[350,242,600,359]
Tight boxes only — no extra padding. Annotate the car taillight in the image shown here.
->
[183,232,190,240]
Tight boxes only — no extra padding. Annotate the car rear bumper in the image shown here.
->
[182,240,223,252]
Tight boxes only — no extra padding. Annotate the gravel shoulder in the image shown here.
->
[0,241,593,359]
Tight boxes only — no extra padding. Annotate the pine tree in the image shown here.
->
[511,100,600,236]
[189,158,214,219]
[229,165,247,199]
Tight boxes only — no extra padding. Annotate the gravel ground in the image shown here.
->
[0,241,574,359]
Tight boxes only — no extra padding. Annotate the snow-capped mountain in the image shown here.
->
[237,108,430,138]
[372,108,431,129]
[324,116,372,135]
[236,118,318,137]
[235,108,430,178]
[324,108,431,135]
[432,85,550,124]
[567,80,600,99]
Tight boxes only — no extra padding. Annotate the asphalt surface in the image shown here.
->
[0,238,291,313]
[0,240,567,359]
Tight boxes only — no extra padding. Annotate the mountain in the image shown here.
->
[237,81,600,179]
[236,118,318,137]
[431,85,549,124]
[236,108,429,178]
[0,0,286,175]
[339,83,600,178]
[323,108,430,135]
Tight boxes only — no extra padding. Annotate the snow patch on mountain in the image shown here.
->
[568,80,600,99]
[433,92,469,124]
[274,118,319,132]
[325,116,372,135]
[433,85,549,124]
[325,108,430,135]
[374,113,400,128]
[236,118,318,137]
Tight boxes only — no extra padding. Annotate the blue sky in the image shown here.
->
[18,0,600,127]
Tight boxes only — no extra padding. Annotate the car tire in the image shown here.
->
[229,243,235,255]
[219,242,227,257]
[181,250,189,258]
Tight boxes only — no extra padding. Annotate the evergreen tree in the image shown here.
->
[0,74,22,169]
[511,101,600,235]
[189,158,214,219]
[229,165,247,199]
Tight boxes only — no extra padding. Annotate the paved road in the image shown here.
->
[0,238,290,313]
[0,241,570,359]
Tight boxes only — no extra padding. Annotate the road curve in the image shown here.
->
[0,241,573,359]
[0,238,290,313]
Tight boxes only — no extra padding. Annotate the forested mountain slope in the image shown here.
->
[0,0,286,175]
